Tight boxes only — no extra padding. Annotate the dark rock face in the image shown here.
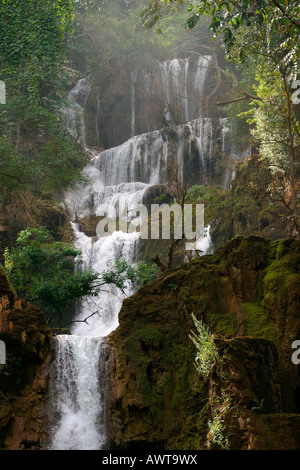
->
[0,192,73,264]
[106,237,300,450]
[74,214,104,238]
[84,56,215,150]
[0,266,52,449]
[142,184,174,208]
[211,156,298,249]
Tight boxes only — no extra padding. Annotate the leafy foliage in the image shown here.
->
[185,185,230,226]
[4,227,99,324]
[189,312,232,449]
[102,258,158,292]
[189,313,219,376]
[143,1,299,68]
[0,0,74,103]
[0,0,88,195]
[206,390,231,450]
[0,132,87,196]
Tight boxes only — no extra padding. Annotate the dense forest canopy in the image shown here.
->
[0,0,299,230]
[0,0,86,195]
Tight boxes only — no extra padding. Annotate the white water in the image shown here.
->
[48,191,143,450]
[61,78,91,145]
[158,55,212,124]
[48,335,105,450]
[47,58,215,450]
[80,117,213,189]
[126,55,212,140]
[195,225,213,254]
[71,226,140,338]
[131,71,138,137]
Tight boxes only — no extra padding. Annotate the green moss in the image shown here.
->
[169,346,193,412]
[123,336,150,366]
[135,327,165,350]
[209,312,237,336]
[242,302,276,341]
[171,412,208,450]
[262,291,277,307]
[263,247,300,297]
[275,240,300,260]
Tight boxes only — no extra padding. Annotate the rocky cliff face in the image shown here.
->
[0,266,52,449]
[106,236,300,450]
[0,191,73,264]
[211,156,299,249]
[74,56,214,150]
[64,55,246,194]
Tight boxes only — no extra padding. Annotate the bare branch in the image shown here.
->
[61,310,101,328]
[215,92,262,106]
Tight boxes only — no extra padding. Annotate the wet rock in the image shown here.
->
[0,266,52,449]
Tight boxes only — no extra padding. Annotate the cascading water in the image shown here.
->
[71,116,214,192]
[47,56,216,450]
[61,78,91,145]
[156,55,212,125]
[131,71,138,137]
[48,335,106,450]
[47,194,142,450]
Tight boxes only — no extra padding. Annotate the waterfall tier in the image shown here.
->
[64,55,212,149]
[61,78,91,145]
[64,117,217,222]
[48,335,106,450]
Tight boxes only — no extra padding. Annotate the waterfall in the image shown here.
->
[70,225,140,338]
[61,78,91,145]
[47,55,216,450]
[63,116,215,202]
[131,71,138,137]
[47,118,214,448]
[157,56,211,125]
[47,139,147,450]
[48,335,106,450]
[62,56,212,151]
[195,225,213,254]
[185,225,213,262]
[194,56,211,104]
[47,182,143,449]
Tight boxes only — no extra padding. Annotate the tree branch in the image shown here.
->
[271,1,300,29]
[215,92,262,106]
[61,310,101,329]
[151,254,168,272]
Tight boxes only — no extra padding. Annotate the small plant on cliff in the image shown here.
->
[206,391,231,450]
[190,314,232,449]
[189,313,219,376]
